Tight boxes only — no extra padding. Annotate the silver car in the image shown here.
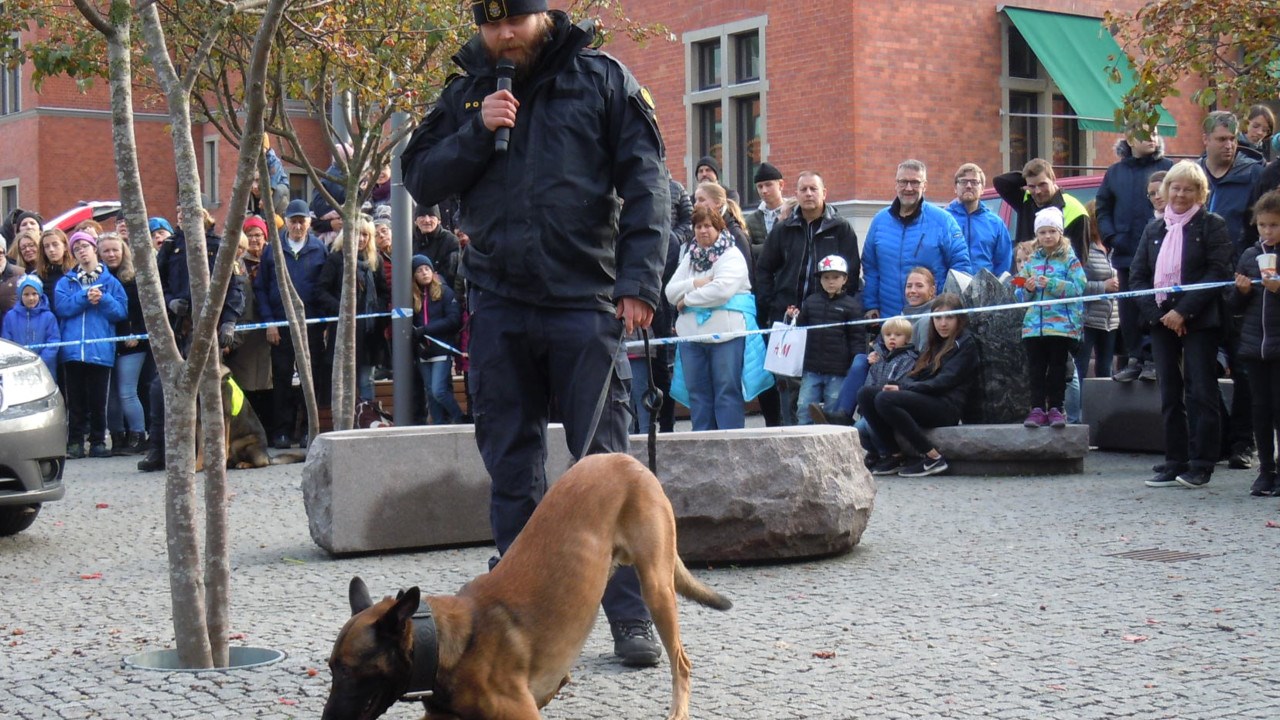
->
[0,338,66,536]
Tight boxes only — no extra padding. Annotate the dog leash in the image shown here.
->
[640,328,663,475]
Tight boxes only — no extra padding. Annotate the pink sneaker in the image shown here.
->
[1023,408,1047,428]
[1047,407,1067,428]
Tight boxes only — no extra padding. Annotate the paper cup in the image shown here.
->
[1258,254,1277,273]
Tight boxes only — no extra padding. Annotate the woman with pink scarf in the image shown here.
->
[1130,160,1233,489]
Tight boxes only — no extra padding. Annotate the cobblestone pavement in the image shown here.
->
[3,446,1279,719]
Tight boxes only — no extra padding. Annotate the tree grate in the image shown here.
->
[1104,548,1217,563]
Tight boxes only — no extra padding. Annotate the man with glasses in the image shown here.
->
[1096,127,1172,383]
[863,159,972,319]
[944,163,1012,276]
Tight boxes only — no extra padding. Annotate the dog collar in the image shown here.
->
[399,605,439,704]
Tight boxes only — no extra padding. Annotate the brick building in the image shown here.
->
[1,2,1210,236]
[603,0,1208,232]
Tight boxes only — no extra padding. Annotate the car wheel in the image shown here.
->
[0,504,41,536]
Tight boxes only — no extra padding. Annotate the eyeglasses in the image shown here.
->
[956,179,982,187]
[1147,191,1161,199]
[896,179,923,188]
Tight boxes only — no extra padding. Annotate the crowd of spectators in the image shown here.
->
[4,106,1280,489]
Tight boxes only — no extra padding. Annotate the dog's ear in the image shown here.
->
[349,576,374,615]
[381,587,421,632]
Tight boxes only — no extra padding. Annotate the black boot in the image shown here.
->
[110,431,128,456]
[123,431,148,455]
[137,447,165,472]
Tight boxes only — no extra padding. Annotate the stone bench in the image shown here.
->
[301,425,875,563]
[1082,377,1234,453]
[904,424,1090,475]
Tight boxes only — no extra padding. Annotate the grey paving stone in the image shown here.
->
[2,444,1279,719]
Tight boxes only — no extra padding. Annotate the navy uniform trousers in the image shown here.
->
[468,289,649,623]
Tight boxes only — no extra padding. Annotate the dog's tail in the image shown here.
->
[674,556,732,611]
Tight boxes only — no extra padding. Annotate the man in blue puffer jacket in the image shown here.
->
[944,163,1012,277]
[864,159,973,319]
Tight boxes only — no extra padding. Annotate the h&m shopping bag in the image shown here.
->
[763,319,806,377]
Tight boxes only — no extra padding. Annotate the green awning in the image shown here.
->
[1004,6,1178,136]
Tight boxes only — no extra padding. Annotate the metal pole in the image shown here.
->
[390,107,415,426]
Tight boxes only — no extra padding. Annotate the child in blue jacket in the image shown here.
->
[2,275,60,374]
[55,231,128,459]
[1016,207,1086,429]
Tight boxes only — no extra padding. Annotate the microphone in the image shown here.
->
[494,59,516,153]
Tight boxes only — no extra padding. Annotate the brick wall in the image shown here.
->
[603,0,1208,206]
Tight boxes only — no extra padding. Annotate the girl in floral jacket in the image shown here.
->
[1016,207,1086,428]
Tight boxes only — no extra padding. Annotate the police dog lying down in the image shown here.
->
[322,453,732,720]
[195,367,305,470]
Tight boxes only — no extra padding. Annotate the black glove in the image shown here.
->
[218,322,236,348]
[169,298,190,317]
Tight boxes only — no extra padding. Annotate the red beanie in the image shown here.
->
[243,216,269,235]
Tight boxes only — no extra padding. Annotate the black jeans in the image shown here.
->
[1223,316,1254,450]
[65,361,112,445]
[1075,327,1117,379]
[268,323,327,440]
[1150,324,1220,470]
[1025,336,1074,411]
[1116,267,1151,364]
[1243,358,1280,474]
[857,384,959,456]
[467,290,647,623]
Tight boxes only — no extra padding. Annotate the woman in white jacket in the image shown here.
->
[666,206,752,430]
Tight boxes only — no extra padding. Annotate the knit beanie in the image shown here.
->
[696,155,721,179]
[69,230,98,249]
[1033,206,1065,232]
[243,216,269,235]
[753,162,783,183]
[412,254,434,271]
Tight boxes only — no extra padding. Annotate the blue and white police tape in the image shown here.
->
[27,310,467,357]
[624,277,1258,351]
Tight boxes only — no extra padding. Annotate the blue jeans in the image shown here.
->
[797,371,843,424]
[680,338,745,431]
[418,359,463,424]
[1065,366,1081,423]
[629,356,652,434]
[855,417,889,456]
[833,353,870,415]
[108,352,147,433]
[357,364,374,402]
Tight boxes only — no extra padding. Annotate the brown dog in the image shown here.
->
[195,367,305,470]
[323,453,732,720]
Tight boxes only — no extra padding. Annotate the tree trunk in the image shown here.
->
[330,194,363,431]
[199,351,230,667]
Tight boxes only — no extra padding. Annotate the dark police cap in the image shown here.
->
[754,162,783,183]
[472,0,548,25]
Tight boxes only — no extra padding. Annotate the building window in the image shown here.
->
[288,171,312,203]
[202,137,219,206]
[1001,22,1090,176]
[1,34,19,115]
[1,180,18,222]
[685,18,767,206]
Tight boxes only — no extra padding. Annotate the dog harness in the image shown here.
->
[399,604,441,706]
[226,376,245,417]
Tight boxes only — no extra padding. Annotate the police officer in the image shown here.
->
[402,0,670,666]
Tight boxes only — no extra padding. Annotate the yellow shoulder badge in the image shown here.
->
[639,86,655,111]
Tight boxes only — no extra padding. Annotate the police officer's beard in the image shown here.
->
[486,15,554,83]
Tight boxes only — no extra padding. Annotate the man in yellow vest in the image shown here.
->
[994,158,1092,267]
